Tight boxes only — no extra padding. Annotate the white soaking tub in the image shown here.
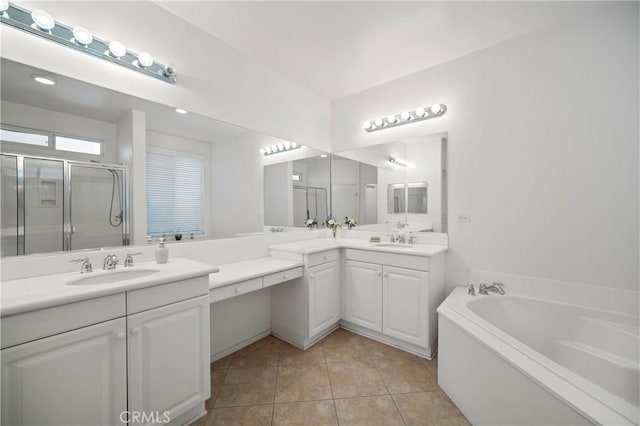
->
[437,270,639,425]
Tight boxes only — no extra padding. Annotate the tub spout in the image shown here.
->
[467,284,476,296]
[479,282,505,295]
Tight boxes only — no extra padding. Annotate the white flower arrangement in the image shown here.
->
[305,219,315,229]
[345,217,357,229]
[325,218,342,229]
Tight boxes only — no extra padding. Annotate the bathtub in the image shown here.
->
[437,271,639,425]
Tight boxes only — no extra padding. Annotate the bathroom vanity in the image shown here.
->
[269,238,446,358]
[1,258,218,426]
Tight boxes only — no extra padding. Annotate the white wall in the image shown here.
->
[3,1,330,152]
[331,4,639,291]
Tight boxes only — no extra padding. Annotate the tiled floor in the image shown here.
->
[194,328,469,425]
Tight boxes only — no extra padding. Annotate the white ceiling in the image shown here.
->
[0,59,251,144]
[157,1,600,100]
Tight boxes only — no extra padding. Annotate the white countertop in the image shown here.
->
[209,257,304,290]
[269,237,448,257]
[1,258,219,317]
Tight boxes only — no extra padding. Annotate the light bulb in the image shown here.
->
[0,0,9,12]
[175,108,187,114]
[108,41,126,58]
[374,118,383,127]
[400,111,411,121]
[264,147,272,154]
[31,9,55,31]
[363,121,372,130]
[415,107,426,118]
[387,114,397,124]
[137,51,153,68]
[259,148,265,155]
[32,74,55,85]
[430,104,442,114]
[72,27,92,45]
[291,142,298,148]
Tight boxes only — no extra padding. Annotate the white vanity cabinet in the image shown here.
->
[271,249,340,349]
[127,295,210,426]
[1,318,127,426]
[1,272,212,426]
[343,260,383,331]
[341,249,444,358]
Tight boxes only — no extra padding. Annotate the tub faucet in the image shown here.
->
[467,284,475,296]
[103,254,119,270]
[69,257,93,273]
[479,282,505,295]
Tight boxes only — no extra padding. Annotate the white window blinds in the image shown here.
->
[146,150,205,235]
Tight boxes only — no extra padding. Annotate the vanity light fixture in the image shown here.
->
[259,142,302,156]
[31,74,55,85]
[364,103,447,132]
[389,156,408,167]
[0,2,177,83]
[175,108,188,114]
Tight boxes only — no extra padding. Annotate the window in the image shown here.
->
[55,135,102,155]
[0,128,49,147]
[1,126,104,157]
[146,149,205,235]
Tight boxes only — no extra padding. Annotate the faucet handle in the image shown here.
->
[69,257,92,273]
[467,284,475,296]
[124,252,142,267]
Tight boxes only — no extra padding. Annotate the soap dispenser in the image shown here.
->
[155,237,169,264]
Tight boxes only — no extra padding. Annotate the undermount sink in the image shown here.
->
[375,243,416,249]
[67,269,160,286]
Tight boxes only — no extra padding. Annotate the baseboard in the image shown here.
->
[271,322,339,350]
[173,402,206,426]
[210,329,271,362]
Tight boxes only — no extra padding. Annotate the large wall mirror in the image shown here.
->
[0,58,321,258]
[330,132,448,233]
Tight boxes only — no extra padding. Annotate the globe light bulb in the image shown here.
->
[374,118,383,127]
[387,114,397,124]
[137,52,153,68]
[400,111,411,121]
[0,0,9,12]
[430,104,442,114]
[108,41,126,58]
[72,27,93,45]
[415,107,426,118]
[31,9,55,31]
[363,121,372,130]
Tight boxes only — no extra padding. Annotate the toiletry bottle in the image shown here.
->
[155,237,169,264]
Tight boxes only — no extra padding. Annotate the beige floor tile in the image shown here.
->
[279,342,325,365]
[365,339,425,362]
[229,347,280,369]
[327,360,388,398]
[272,400,338,426]
[275,364,333,403]
[214,367,277,408]
[209,405,273,426]
[212,355,233,371]
[207,370,228,409]
[245,335,282,352]
[393,391,470,425]
[190,410,210,426]
[321,328,366,347]
[334,395,404,426]
[375,357,438,394]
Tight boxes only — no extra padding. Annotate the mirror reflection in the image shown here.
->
[0,58,317,257]
[331,132,447,233]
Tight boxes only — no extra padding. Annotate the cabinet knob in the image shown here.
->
[115,332,125,341]
[130,328,140,336]
[310,274,315,279]
[234,287,241,293]
[282,274,288,279]
[323,256,328,260]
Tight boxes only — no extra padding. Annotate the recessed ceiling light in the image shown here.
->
[31,9,55,31]
[31,74,55,85]
[175,108,187,114]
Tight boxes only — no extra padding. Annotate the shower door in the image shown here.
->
[69,163,128,251]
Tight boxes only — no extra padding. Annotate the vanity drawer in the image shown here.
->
[263,267,303,288]
[345,249,430,271]
[307,250,339,267]
[127,275,209,315]
[210,277,263,303]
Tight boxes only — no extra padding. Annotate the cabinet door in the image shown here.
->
[128,295,210,425]
[343,260,383,331]
[1,318,127,426]
[382,266,429,347]
[309,261,340,336]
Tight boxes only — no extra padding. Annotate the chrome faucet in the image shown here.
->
[478,282,505,295]
[103,254,119,270]
[396,234,406,244]
[467,284,476,296]
[69,257,93,273]
[387,234,396,243]
[407,235,416,245]
[124,252,142,267]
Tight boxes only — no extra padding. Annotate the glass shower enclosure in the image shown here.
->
[1,153,129,257]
